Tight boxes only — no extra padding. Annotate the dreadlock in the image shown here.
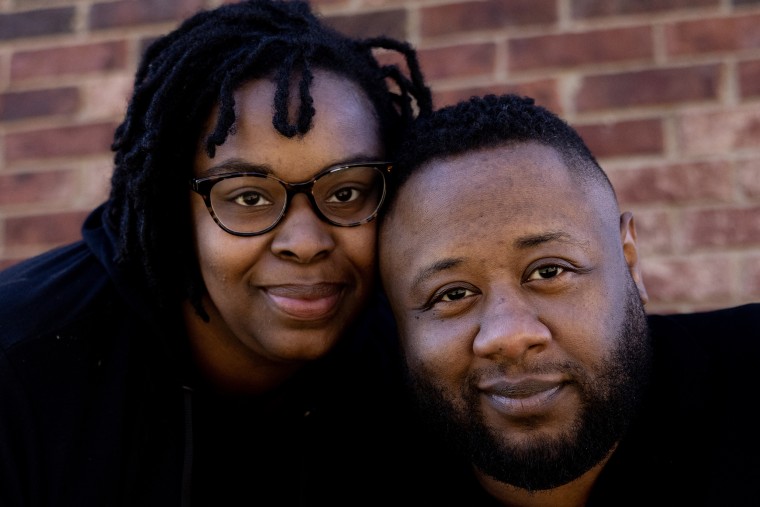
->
[386,93,615,214]
[106,0,432,317]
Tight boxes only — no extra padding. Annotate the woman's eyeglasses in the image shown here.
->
[189,162,392,236]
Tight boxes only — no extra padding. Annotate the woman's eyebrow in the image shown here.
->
[198,153,385,178]
[200,158,271,177]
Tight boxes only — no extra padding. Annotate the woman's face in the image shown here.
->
[187,69,383,390]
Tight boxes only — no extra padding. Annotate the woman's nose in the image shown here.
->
[270,193,336,263]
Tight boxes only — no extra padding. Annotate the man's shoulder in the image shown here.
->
[645,303,760,415]
[648,304,760,499]
[603,304,760,505]
[647,303,760,346]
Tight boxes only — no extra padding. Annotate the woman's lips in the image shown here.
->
[264,283,343,320]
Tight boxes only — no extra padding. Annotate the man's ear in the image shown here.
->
[620,211,649,305]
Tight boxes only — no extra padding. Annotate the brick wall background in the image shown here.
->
[1,0,759,314]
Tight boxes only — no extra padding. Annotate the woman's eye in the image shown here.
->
[527,265,565,281]
[326,186,361,203]
[233,191,272,207]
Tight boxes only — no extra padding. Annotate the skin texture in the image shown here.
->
[185,69,382,393]
[379,142,651,506]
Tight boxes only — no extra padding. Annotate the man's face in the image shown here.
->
[379,142,651,490]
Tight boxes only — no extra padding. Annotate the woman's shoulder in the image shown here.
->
[0,242,110,348]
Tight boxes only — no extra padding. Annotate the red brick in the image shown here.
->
[310,0,350,7]
[609,161,733,205]
[4,122,118,163]
[0,88,79,121]
[736,159,760,199]
[0,258,24,271]
[666,14,760,56]
[576,64,720,112]
[619,208,674,255]
[420,0,556,38]
[572,0,717,18]
[575,119,664,158]
[419,43,496,81]
[638,255,733,305]
[4,210,89,246]
[0,170,80,207]
[683,206,760,249]
[433,79,561,112]
[89,0,204,29]
[0,7,75,41]
[739,59,760,98]
[739,254,760,302]
[11,42,129,82]
[677,106,760,156]
[324,9,406,40]
[509,27,653,72]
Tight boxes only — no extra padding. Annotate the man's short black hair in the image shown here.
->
[104,0,431,317]
[386,94,614,214]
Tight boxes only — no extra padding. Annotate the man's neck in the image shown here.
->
[474,451,612,507]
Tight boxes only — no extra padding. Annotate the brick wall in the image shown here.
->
[1,0,759,314]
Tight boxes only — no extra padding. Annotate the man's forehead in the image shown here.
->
[381,144,616,258]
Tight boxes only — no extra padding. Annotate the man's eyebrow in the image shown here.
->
[411,258,463,288]
[514,231,587,249]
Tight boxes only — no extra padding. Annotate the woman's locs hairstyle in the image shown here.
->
[104,0,432,316]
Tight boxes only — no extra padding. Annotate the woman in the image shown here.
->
[0,1,431,505]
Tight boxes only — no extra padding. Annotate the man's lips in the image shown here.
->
[264,283,343,320]
[479,377,568,414]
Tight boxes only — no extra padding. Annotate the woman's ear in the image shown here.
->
[620,211,649,305]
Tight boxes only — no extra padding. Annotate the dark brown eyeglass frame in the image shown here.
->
[189,161,392,236]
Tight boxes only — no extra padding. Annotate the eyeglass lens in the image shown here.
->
[208,165,385,234]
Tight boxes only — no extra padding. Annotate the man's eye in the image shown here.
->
[439,287,475,302]
[527,265,564,281]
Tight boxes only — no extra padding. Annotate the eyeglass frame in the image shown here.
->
[189,161,393,237]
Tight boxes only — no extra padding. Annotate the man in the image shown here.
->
[379,94,760,506]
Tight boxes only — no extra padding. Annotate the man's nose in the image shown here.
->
[472,294,551,361]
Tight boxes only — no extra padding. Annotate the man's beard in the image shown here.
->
[403,279,653,491]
